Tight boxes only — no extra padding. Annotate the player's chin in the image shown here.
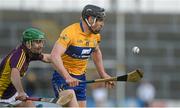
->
[97,27,103,32]
[93,30,101,34]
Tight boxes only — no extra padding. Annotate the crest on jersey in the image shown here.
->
[85,39,90,46]
[60,34,68,40]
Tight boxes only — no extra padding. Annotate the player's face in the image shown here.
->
[91,18,105,34]
[30,40,45,54]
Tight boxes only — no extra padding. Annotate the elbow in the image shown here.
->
[50,53,55,61]
[50,44,65,62]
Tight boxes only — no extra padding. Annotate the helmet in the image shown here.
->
[82,4,105,20]
[22,28,45,42]
[82,5,105,34]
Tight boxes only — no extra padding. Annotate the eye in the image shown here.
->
[33,40,45,44]
[97,17,105,21]
[96,18,104,22]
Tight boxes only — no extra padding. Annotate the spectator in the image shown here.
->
[136,80,156,107]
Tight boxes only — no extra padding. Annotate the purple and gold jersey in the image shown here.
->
[0,44,43,99]
[57,21,101,75]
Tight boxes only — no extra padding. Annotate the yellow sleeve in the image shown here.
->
[57,30,72,48]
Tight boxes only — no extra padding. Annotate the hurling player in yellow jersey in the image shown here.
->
[51,4,115,107]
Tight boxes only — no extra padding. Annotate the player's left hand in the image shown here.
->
[103,74,115,88]
[15,92,28,101]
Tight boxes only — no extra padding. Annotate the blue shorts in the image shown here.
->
[51,71,86,101]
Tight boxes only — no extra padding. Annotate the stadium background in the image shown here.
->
[1,0,180,107]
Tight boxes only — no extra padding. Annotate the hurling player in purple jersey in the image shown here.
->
[0,28,78,107]
[0,28,52,107]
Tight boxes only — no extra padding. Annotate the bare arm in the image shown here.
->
[92,46,109,78]
[11,68,24,93]
[51,42,79,87]
[51,42,71,78]
[11,68,27,100]
[92,46,115,88]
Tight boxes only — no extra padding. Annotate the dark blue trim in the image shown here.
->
[65,45,95,59]
[80,20,84,32]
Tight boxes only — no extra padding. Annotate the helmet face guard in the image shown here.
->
[82,5,105,34]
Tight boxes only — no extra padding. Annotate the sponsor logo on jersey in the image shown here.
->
[81,49,92,55]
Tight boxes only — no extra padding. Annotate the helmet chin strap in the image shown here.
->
[85,17,98,34]
[26,41,32,49]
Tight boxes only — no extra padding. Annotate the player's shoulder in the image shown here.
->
[63,23,79,31]
[61,22,79,37]
[12,44,26,55]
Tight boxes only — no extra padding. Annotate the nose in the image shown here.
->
[101,22,104,26]
[39,42,44,48]
[100,21,104,28]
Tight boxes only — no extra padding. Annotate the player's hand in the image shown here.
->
[65,76,80,87]
[103,74,115,89]
[15,92,28,101]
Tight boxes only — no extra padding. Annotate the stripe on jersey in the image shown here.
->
[65,45,94,59]
[16,50,25,70]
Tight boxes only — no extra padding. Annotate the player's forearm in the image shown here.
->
[11,68,25,93]
[92,49,108,78]
[51,54,71,79]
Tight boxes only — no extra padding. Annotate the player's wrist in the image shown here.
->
[64,74,72,80]
[100,73,110,78]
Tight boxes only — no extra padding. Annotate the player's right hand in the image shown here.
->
[65,76,80,87]
[15,92,28,101]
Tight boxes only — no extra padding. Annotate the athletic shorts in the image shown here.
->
[52,71,86,101]
[0,92,21,106]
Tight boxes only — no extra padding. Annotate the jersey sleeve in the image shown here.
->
[10,49,26,71]
[30,53,43,61]
[57,29,72,48]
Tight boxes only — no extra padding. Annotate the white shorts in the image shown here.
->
[0,92,22,106]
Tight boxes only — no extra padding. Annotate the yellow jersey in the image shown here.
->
[57,21,101,75]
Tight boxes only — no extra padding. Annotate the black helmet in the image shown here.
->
[82,5,105,34]
[82,4,105,20]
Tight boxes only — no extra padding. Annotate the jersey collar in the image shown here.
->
[80,20,84,32]
[79,20,92,36]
